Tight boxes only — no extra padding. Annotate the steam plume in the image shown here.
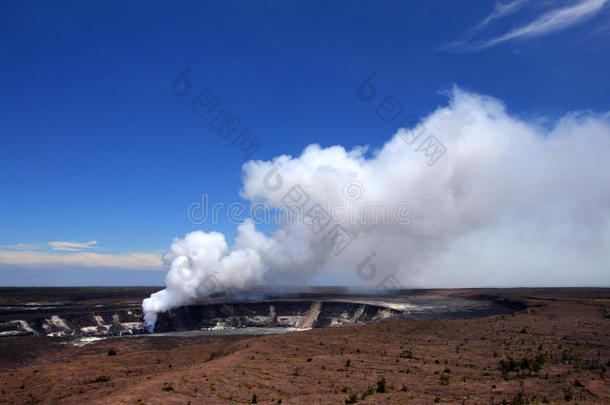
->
[142,87,610,331]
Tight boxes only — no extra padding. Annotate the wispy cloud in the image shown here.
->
[0,240,163,270]
[48,240,98,251]
[480,0,608,49]
[0,243,41,251]
[0,250,163,270]
[446,0,608,52]
[443,0,529,51]
[475,0,529,33]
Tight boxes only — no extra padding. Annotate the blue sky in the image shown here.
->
[1,0,609,285]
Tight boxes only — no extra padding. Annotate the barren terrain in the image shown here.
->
[0,288,609,404]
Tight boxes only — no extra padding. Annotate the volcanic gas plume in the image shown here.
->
[142,87,610,331]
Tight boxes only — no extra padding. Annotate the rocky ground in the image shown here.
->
[0,288,608,404]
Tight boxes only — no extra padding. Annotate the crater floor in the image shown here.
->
[0,287,518,341]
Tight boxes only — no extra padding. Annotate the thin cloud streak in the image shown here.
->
[0,240,163,270]
[48,240,98,251]
[445,0,608,52]
[477,0,608,49]
[0,250,163,270]
[0,243,41,251]
[476,0,529,32]
[441,0,528,51]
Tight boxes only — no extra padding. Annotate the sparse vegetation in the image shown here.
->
[376,377,386,393]
[2,289,609,404]
[499,354,546,377]
[506,391,527,405]
[85,376,110,384]
[345,393,358,403]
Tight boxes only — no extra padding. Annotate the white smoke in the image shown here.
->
[142,87,610,331]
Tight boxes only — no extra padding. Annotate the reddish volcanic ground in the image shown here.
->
[1,288,609,404]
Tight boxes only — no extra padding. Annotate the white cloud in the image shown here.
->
[0,243,41,251]
[0,250,163,270]
[447,0,608,52]
[48,240,97,251]
[480,0,608,49]
[0,239,163,271]
[476,0,529,32]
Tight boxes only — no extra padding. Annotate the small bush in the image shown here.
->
[376,377,386,393]
[86,376,110,384]
[499,355,545,375]
[345,393,358,404]
[510,391,526,405]
[399,350,413,359]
